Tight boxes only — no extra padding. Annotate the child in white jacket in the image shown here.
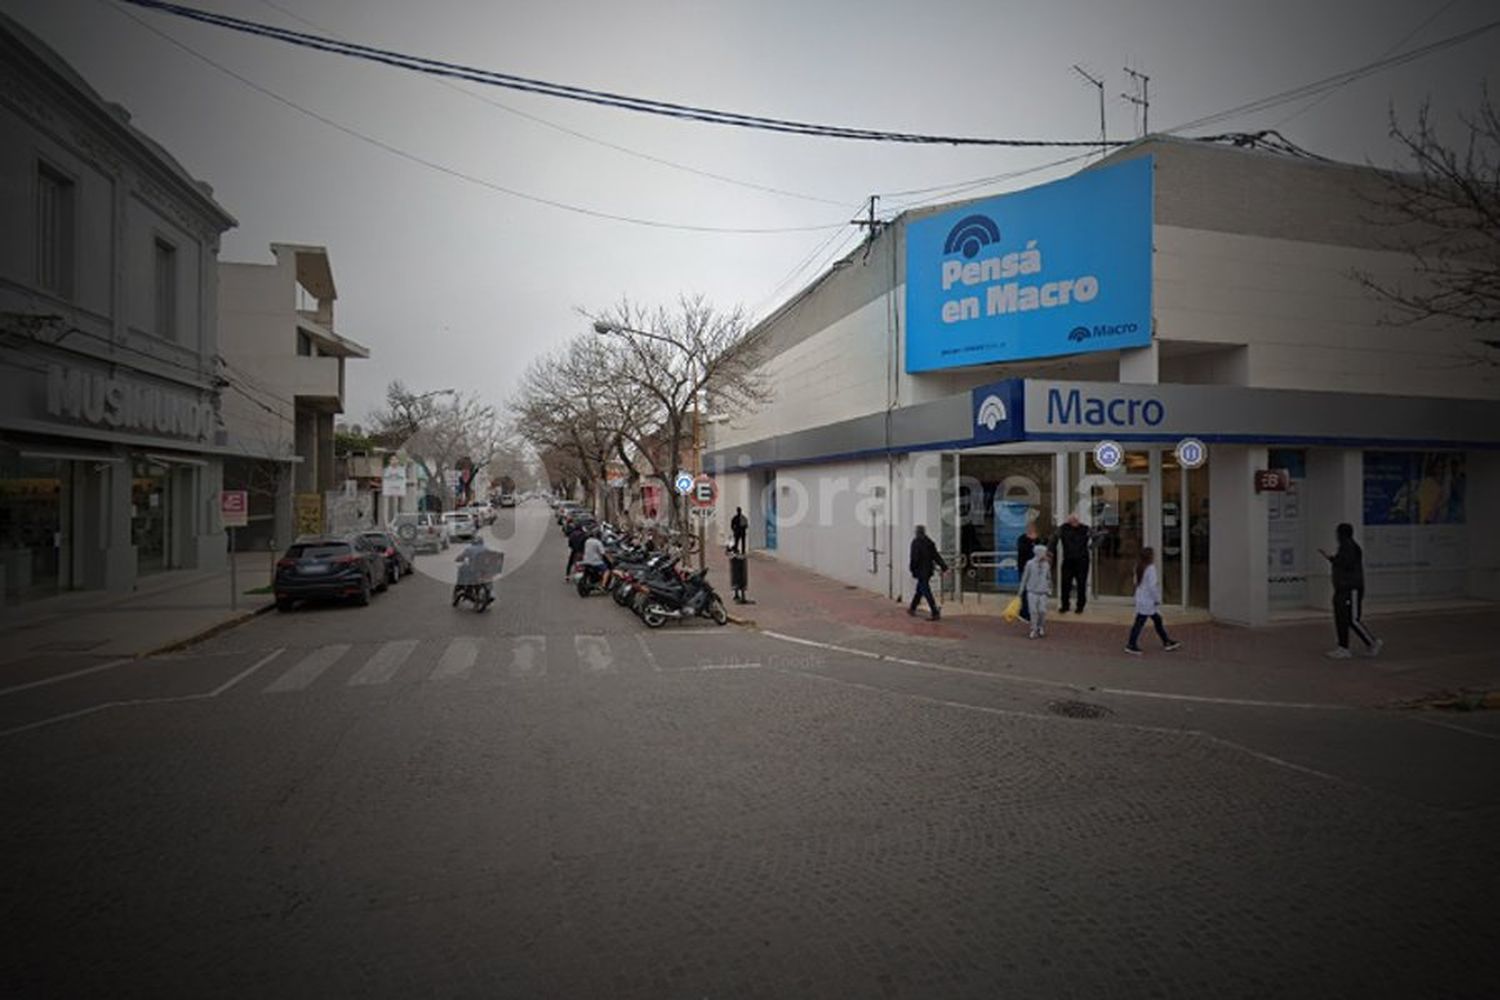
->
[1125,547,1182,655]
[1018,548,1053,639]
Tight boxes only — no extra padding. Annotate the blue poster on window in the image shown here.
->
[994,499,1031,586]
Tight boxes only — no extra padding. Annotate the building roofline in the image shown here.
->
[0,11,238,231]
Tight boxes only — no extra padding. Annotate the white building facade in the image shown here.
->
[706,139,1500,626]
[0,13,238,604]
[218,243,368,549]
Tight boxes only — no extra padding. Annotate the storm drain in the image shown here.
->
[1046,699,1113,720]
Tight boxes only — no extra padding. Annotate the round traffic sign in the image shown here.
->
[690,474,718,508]
[1093,440,1124,471]
[673,471,694,496]
[1175,437,1207,469]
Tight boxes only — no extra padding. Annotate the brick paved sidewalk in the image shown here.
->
[710,547,1500,708]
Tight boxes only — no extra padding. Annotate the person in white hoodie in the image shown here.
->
[1125,547,1182,655]
[1017,548,1053,639]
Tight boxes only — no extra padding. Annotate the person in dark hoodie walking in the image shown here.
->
[908,525,947,621]
[1319,522,1383,659]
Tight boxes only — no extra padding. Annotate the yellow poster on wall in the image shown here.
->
[294,493,324,536]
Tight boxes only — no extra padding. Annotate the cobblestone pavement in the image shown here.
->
[2,505,1497,998]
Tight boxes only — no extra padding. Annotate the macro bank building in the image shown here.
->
[705,138,1500,626]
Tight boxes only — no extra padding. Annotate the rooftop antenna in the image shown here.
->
[1071,64,1106,158]
[1122,65,1150,138]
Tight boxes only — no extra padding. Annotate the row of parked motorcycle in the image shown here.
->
[568,522,729,629]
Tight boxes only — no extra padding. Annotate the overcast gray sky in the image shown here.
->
[5,0,1496,422]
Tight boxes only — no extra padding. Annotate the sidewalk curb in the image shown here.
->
[140,601,276,658]
[1392,689,1500,712]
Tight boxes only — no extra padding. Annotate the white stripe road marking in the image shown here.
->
[509,636,545,678]
[264,644,349,693]
[574,635,613,673]
[1,647,287,739]
[348,639,418,686]
[759,630,1351,712]
[634,634,660,672]
[0,657,135,698]
[431,637,480,680]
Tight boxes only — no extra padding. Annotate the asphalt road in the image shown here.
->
[2,504,1497,998]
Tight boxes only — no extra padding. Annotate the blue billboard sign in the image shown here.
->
[905,157,1154,372]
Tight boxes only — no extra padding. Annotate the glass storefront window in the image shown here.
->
[132,460,169,575]
[0,454,64,602]
[958,454,1053,593]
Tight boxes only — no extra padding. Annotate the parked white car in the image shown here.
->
[442,511,477,541]
[390,512,448,554]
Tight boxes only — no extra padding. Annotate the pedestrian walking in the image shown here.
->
[1124,547,1182,655]
[1054,512,1091,613]
[907,525,947,621]
[564,522,586,581]
[1018,548,1053,639]
[730,506,749,554]
[1318,522,1382,659]
[1016,522,1043,622]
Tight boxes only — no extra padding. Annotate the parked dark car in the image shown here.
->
[274,534,386,611]
[360,529,413,585]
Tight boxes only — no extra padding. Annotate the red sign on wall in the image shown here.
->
[220,490,249,528]
[1254,469,1290,494]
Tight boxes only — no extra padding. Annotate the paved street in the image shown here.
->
[3,503,1498,998]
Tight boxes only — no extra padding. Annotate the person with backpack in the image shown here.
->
[1124,547,1182,655]
[1017,548,1053,639]
[1318,522,1383,659]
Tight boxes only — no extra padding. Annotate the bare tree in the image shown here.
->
[589,295,770,530]
[371,381,515,509]
[1358,90,1500,359]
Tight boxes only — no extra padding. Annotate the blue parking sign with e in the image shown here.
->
[674,472,694,495]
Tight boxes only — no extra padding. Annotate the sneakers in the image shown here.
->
[1163,641,1182,652]
[1028,630,1039,640]
[1325,647,1353,659]
[1366,638,1384,658]
[1075,607,1086,614]
[1124,646,1142,656]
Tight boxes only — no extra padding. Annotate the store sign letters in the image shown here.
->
[45,363,217,442]
[1046,387,1165,428]
[905,157,1153,372]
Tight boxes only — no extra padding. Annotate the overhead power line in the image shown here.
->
[103,0,849,234]
[117,0,1124,148]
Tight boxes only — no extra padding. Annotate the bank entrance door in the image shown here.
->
[1090,479,1148,599]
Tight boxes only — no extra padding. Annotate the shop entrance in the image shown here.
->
[1090,478,1148,599]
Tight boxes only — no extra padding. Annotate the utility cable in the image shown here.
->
[250,0,848,207]
[104,0,849,234]
[118,0,1125,148]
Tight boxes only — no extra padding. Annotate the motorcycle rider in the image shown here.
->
[454,532,494,609]
[579,527,612,591]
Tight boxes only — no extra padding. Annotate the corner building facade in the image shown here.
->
[705,138,1500,626]
[0,14,237,604]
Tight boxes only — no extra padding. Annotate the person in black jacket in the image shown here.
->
[908,525,948,621]
[730,507,749,553]
[1318,522,1382,659]
[1054,512,1092,613]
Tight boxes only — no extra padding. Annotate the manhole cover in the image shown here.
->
[1046,699,1112,720]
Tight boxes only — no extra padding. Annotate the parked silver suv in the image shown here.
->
[390,511,448,554]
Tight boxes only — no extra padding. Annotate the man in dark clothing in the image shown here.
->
[1016,523,1043,622]
[1318,522,1382,659]
[907,525,947,621]
[565,523,587,581]
[1054,513,1092,613]
[730,507,749,553]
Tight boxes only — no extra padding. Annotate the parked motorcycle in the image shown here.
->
[636,567,728,629]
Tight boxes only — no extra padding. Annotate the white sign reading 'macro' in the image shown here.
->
[46,363,218,442]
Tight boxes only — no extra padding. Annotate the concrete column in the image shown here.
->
[1208,444,1269,626]
[1467,451,1500,600]
[192,460,227,573]
[273,461,294,552]
[102,460,136,593]
[316,412,335,493]
[294,407,316,492]
[1118,343,1159,384]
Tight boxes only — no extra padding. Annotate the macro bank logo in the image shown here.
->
[943,214,1000,260]
[975,394,1008,431]
[1068,322,1140,344]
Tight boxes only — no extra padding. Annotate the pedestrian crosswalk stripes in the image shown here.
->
[348,639,417,686]
[574,634,613,673]
[430,637,479,680]
[510,636,545,678]
[265,643,349,693]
